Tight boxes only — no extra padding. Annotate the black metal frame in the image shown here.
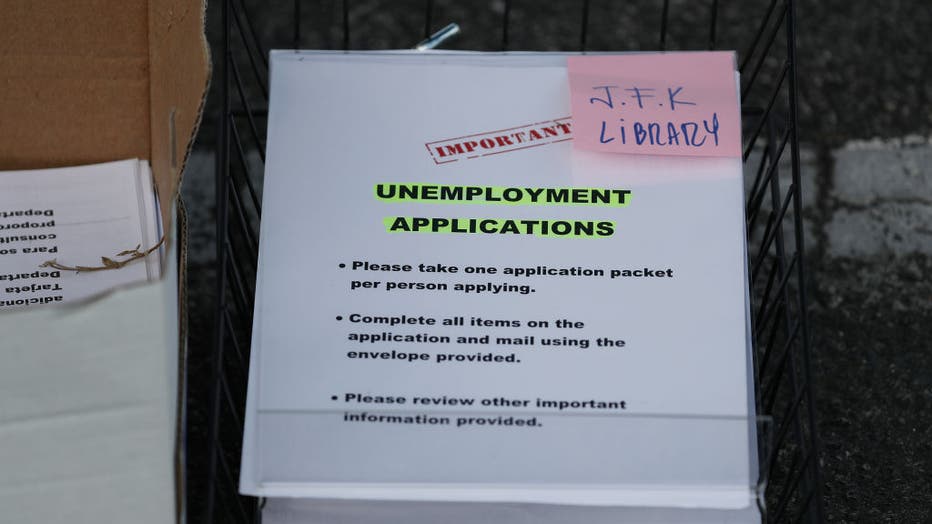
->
[205,1,823,522]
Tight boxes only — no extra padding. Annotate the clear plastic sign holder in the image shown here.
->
[246,408,773,516]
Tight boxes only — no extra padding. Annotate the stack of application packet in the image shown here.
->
[242,51,761,524]
[0,159,163,309]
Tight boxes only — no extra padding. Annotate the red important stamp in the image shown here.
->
[425,117,573,165]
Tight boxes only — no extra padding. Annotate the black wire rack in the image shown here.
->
[203,1,823,522]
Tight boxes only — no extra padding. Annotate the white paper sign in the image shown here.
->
[241,52,754,509]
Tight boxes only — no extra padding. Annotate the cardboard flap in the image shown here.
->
[149,0,211,227]
[0,0,210,229]
[0,1,151,169]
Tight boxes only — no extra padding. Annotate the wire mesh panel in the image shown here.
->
[204,1,822,522]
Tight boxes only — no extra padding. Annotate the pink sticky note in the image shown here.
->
[568,52,741,157]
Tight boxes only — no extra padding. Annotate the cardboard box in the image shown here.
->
[0,1,209,522]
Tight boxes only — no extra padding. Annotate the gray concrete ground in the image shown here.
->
[802,140,932,522]
[181,1,932,521]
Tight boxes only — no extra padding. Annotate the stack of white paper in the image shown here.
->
[0,159,162,309]
[0,159,179,524]
[242,52,759,522]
